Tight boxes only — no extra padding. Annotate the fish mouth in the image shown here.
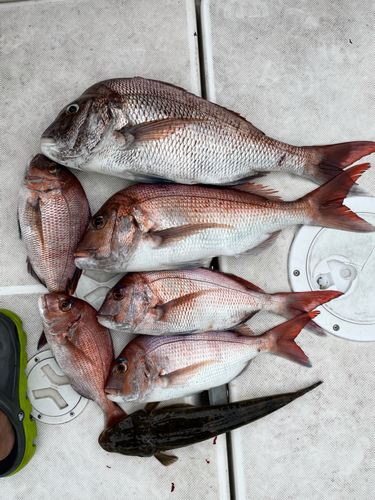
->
[105,388,130,403]
[40,138,85,163]
[96,315,115,329]
[97,315,130,331]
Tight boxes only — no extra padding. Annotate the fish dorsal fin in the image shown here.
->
[154,452,179,466]
[144,402,160,412]
[220,271,265,293]
[26,256,46,287]
[68,268,82,295]
[124,117,208,146]
[237,230,281,256]
[160,360,218,388]
[148,223,234,247]
[37,331,48,350]
[232,324,255,336]
[153,291,210,320]
[230,182,283,201]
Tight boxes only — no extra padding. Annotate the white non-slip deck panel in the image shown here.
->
[0,1,230,499]
[202,0,375,499]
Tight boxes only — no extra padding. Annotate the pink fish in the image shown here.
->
[105,312,317,403]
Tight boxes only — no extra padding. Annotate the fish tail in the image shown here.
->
[304,141,375,183]
[303,163,375,232]
[274,290,343,319]
[266,312,317,367]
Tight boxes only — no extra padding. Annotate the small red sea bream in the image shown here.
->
[97,268,342,335]
[74,164,374,273]
[18,154,90,294]
[105,312,317,403]
[40,77,375,185]
[38,294,125,428]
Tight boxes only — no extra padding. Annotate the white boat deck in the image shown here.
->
[1,1,374,498]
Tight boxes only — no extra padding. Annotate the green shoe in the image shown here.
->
[0,310,37,477]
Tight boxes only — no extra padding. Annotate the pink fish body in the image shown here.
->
[105,312,317,403]
[18,154,90,293]
[74,164,374,273]
[97,268,341,335]
[41,77,375,185]
[39,293,125,428]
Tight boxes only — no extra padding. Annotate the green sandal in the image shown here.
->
[0,310,37,477]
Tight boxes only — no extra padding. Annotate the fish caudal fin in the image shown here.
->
[275,290,343,319]
[267,312,318,367]
[305,141,375,184]
[303,163,375,232]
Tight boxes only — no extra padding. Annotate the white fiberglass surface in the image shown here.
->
[0,1,230,499]
[202,0,375,498]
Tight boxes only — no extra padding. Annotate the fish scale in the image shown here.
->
[41,77,375,184]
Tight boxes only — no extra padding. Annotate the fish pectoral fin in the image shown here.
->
[160,360,218,388]
[230,182,283,201]
[26,257,47,287]
[121,117,208,148]
[154,291,210,321]
[144,402,160,412]
[237,230,282,256]
[37,331,48,350]
[154,452,179,466]
[148,223,234,247]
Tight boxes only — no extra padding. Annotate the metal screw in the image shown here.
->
[17,411,24,422]
[34,357,39,363]
[293,270,300,277]
[37,414,42,419]
[333,324,340,331]
[70,411,75,417]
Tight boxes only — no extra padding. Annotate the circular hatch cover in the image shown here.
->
[289,197,375,341]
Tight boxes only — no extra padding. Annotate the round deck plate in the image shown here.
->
[26,350,88,424]
[289,197,375,341]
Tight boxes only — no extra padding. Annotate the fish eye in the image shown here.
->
[92,215,105,229]
[113,288,124,300]
[48,163,61,174]
[59,300,72,312]
[116,361,127,374]
[66,103,79,115]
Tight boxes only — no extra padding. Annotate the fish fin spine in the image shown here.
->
[303,163,375,232]
[305,141,375,183]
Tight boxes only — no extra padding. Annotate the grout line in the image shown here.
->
[196,1,237,499]
[0,0,77,9]
[0,285,47,296]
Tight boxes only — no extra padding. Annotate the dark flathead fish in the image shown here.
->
[74,164,374,273]
[99,381,322,466]
[105,312,317,403]
[38,293,126,429]
[40,77,375,186]
[18,154,90,294]
[97,268,342,335]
